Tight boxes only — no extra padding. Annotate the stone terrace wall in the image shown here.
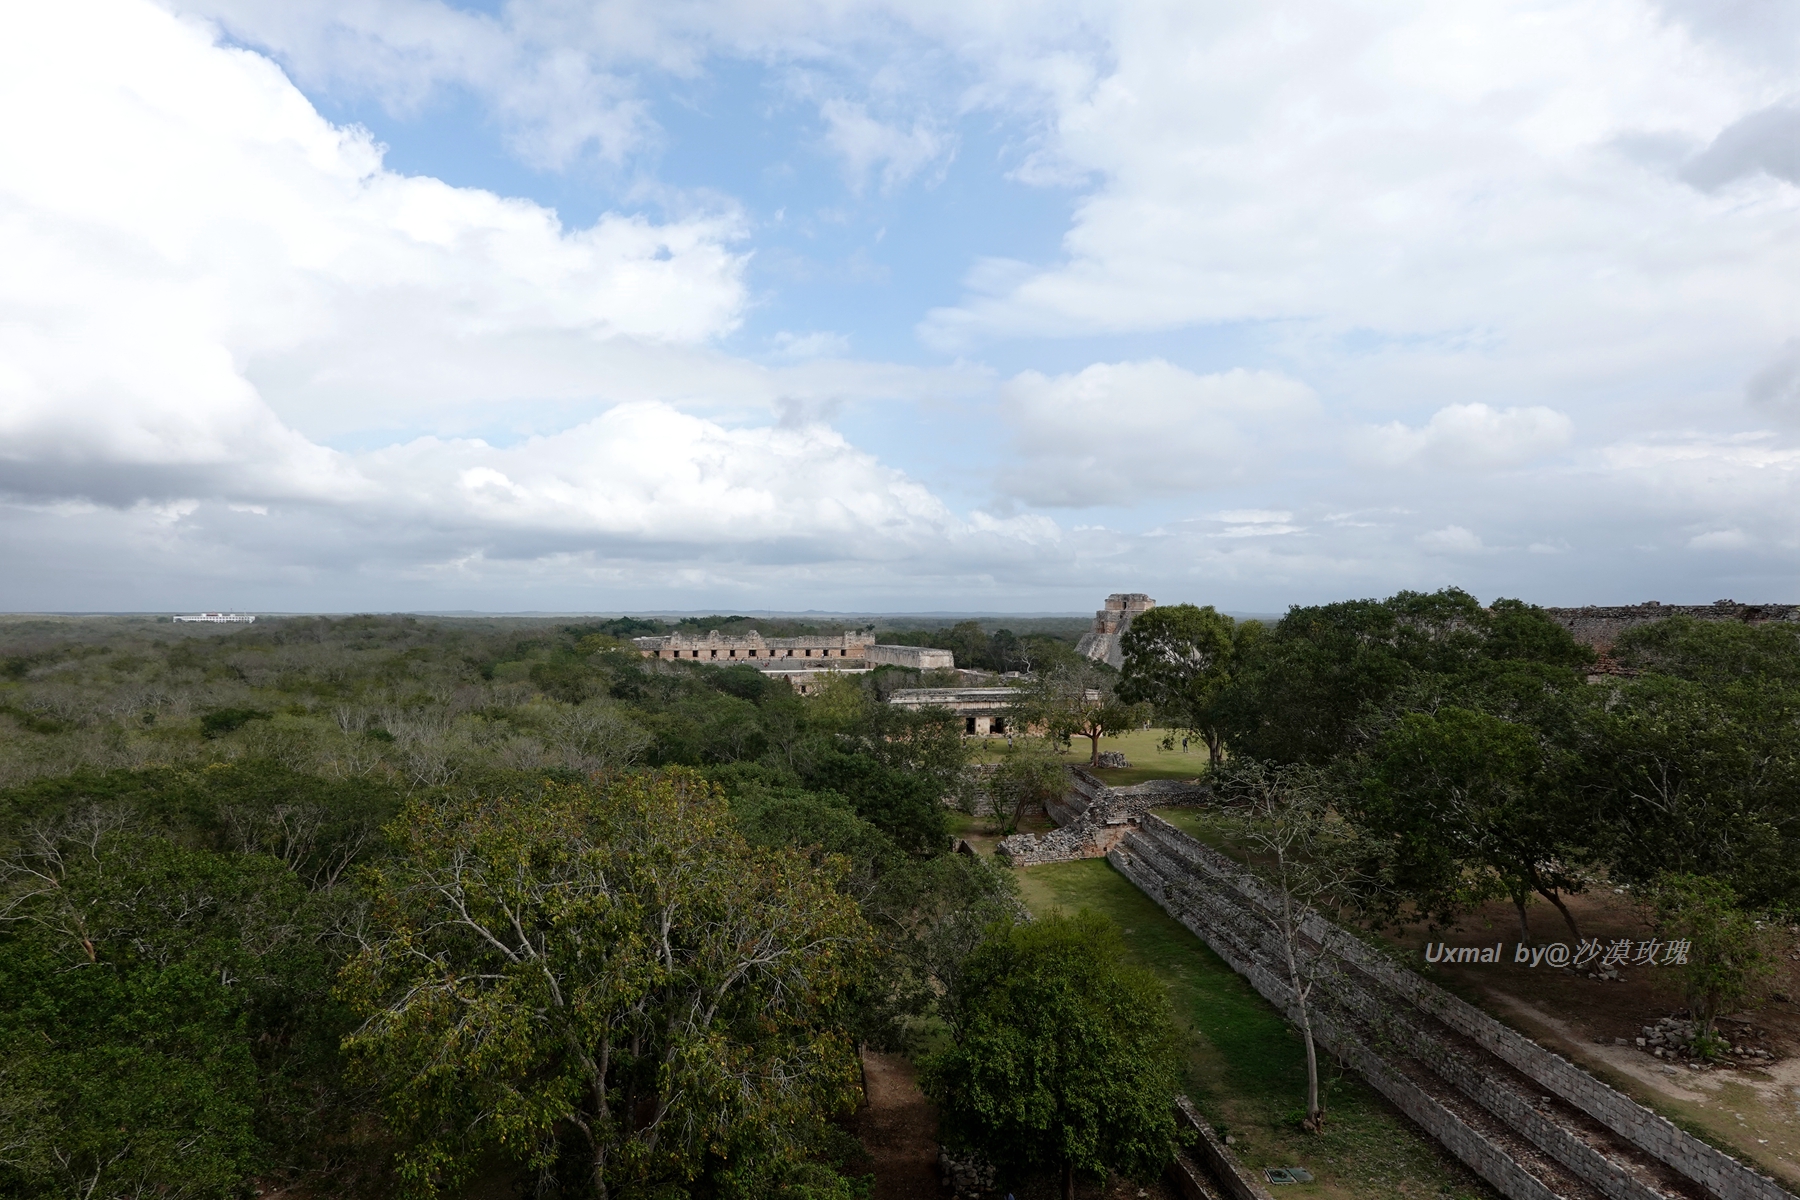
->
[1116,814,1796,1200]
[1544,602,1800,650]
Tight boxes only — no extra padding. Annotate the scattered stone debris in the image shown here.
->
[1632,1015,1779,1067]
[937,1146,996,1196]
[1097,750,1130,768]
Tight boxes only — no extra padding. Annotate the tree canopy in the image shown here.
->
[922,912,1185,1200]
[339,770,875,1200]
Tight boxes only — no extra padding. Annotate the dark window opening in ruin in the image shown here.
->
[710,650,718,659]
[965,717,977,734]
[993,718,1006,734]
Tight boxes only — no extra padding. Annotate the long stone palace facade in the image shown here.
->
[630,630,954,693]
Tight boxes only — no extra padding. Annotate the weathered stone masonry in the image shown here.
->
[1111,815,1796,1200]
[633,630,873,661]
[1075,592,1155,669]
[1543,602,1800,651]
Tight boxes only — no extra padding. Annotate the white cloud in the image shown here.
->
[1416,525,1486,554]
[1360,404,1575,471]
[1688,529,1748,550]
[0,0,753,508]
[770,331,853,360]
[997,360,1317,506]
[0,0,1073,605]
[1747,339,1800,418]
[819,99,953,193]
[366,401,956,546]
[912,0,1800,424]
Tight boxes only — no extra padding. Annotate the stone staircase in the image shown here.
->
[1112,814,1797,1200]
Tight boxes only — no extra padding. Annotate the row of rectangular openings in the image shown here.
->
[667,648,844,659]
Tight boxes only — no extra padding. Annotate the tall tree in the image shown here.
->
[922,913,1185,1200]
[1017,664,1148,768]
[338,771,875,1200]
[1118,603,1239,767]
[1213,760,1366,1132]
[1358,707,1588,941]
[1645,873,1776,1045]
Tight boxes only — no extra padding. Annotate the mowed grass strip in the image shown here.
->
[1012,858,1499,1200]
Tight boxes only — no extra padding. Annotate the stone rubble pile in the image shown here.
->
[1629,1017,1778,1067]
[937,1146,996,1196]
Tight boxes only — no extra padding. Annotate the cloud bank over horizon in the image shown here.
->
[2,0,1798,613]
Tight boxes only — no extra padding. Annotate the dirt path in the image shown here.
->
[855,1051,943,1200]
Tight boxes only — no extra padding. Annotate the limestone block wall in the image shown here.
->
[1172,1095,1274,1200]
[1542,602,1800,651]
[1115,814,1796,1200]
[996,767,1206,865]
[866,644,956,670]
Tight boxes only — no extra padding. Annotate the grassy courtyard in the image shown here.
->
[1012,857,1499,1200]
[970,726,1209,786]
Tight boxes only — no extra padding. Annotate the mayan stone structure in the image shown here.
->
[1074,592,1155,668]
[632,629,873,663]
[1112,816,1798,1200]
[1543,601,1800,651]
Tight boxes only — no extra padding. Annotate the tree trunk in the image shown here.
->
[1062,1159,1075,1200]
[1301,1018,1323,1132]
[1088,733,1101,767]
[1204,729,1223,769]
[1513,893,1531,942]
[1536,886,1581,942]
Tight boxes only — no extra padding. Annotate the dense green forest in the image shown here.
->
[1116,591,1800,957]
[0,615,1025,1200]
[4,595,1797,1200]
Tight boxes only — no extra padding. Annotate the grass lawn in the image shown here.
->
[1012,857,1499,1200]
[969,728,1208,786]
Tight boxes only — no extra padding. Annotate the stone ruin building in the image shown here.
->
[1074,592,1154,669]
[885,686,1021,737]
[1541,599,1800,651]
[630,629,953,693]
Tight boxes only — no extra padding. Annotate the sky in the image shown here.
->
[2,0,1798,615]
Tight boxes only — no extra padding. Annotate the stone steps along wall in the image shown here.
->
[1111,837,1575,1200]
[1168,1095,1274,1200]
[1123,821,1737,1200]
[1131,816,1793,1200]
[1119,816,1796,1200]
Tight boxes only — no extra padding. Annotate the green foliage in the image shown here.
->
[800,746,949,856]
[1221,589,1589,765]
[1118,604,1239,766]
[0,811,342,1200]
[199,706,273,738]
[1357,707,1587,939]
[339,770,876,1200]
[878,621,1080,674]
[921,912,1185,1195]
[1613,614,1800,688]
[1583,673,1800,907]
[1017,663,1149,768]
[988,742,1067,835]
[1645,873,1777,1039]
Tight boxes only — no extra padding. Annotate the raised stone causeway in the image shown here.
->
[1111,815,1797,1200]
